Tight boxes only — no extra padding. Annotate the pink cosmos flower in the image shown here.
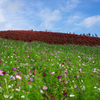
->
[50,72,55,75]
[0,70,3,75]
[79,68,82,72]
[59,79,61,83]
[43,86,48,90]
[16,75,21,79]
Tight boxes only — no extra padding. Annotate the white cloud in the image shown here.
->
[0,10,5,23]
[75,15,100,28]
[0,21,12,30]
[63,15,81,24]
[5,0,24,13]
[38,8,61,29]
[0,0,27,30]
[58,0,80,12]
[0,0,8,5]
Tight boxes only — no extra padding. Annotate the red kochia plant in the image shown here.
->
[0,30,100,47]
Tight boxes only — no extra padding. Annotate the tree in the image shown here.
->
[95,33,97,37]
[92,34,94,37]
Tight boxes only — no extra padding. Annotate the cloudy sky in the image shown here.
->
[0,0,100,37]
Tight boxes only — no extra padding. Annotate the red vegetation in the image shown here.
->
[0,30,100,47]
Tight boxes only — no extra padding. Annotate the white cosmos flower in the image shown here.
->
[4,95,9,98]
[97,88,100,92]
[80,85,85,90]
[16,88,20,91]
[21,95,25,98]
[70,94,75,97]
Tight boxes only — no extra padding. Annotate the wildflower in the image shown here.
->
[50,93,53,97]
[64,70,68,74]
[0,87,2,92]
[33,70,36,75]
[46,95,49,98]
[97,69,100,71]
[61,89,67,96]
[82,64,86,66]
[31,59,34,61]
[79,68,82,72]
[97,88,100,92]
[28,81,30,84]
[90,75,94,77]
[16,88,20,91]
[0,70,4,75]
[63,83,66,87]
[57,75,61,79]
[21,95,25,98]
[50,71,55,75]
[4,95,9,98]
[43,73,46,76]
[9,75,15,80]
[74,85,77,88]
[22,90,25,93]
[43,86,48,90]
[62,79,65,82]
[11,56,13,58]
[16,75,21,79]
[40,90,44,93]
[98,73,100,76]
[89,58,91,61]
[59,79,61,83]
[72,80,74,82]
[74,75,79,78]
[58,51,60,53]
[78,56,81,58]
[94,86,97,88]
[8,85,12,88]
[12,67,18,71]
[80,85,85,90]
[71,87,74,89]
[9,95,13,99]
[10,61,12,64]
[81,80,83,82]
[3,71,6,75]
[93,68,96,72]
[30,78,33,81]
[70,94,75,97]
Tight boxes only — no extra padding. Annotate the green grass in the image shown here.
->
[0,37,100,100]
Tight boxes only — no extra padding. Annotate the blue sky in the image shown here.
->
[0,0,100,37]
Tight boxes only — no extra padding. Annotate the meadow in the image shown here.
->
[0,37,100,100]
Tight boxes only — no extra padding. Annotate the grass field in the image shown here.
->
[0,38,100,100]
